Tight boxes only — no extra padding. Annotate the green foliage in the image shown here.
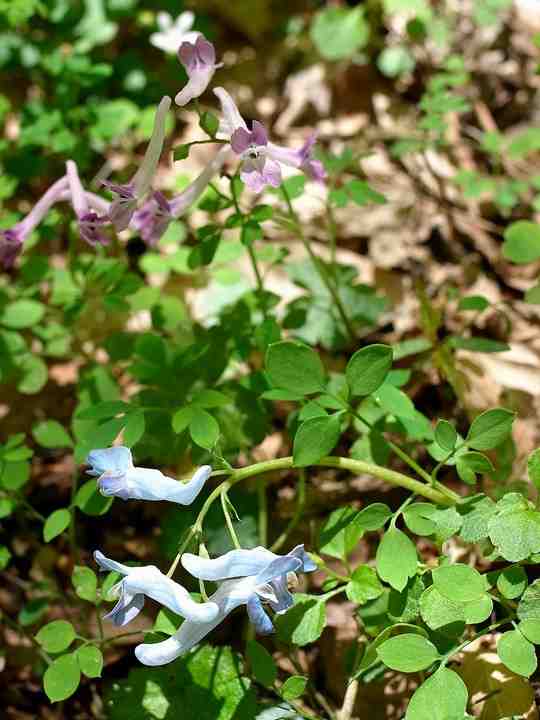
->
[43,508,71,542]
[310,7,369,60]
[36,620,76,653]
[377,633,438,672]
[106,646,257,720]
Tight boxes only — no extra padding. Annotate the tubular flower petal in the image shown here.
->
[267,134,326,183]
[175,36,221,106]
[131,191,173,247]
[66,160,109,246]
[135,545,315,666]
[131,144,229,246]
[94,550,219,628]
[103,96,172,231]
[0,176,68,267]
[86,446,211,505]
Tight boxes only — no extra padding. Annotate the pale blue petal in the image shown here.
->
[124,566,219,622]
[181,546,275,580]
[246,594,274,635]
[268,574,294,613]
[288,545,317,573]
[87,447,132,476]
[255,556,301,586]
[94,550,131,576]
[108,465,211,504]
[134,581,243,666]
[103,591,145,627]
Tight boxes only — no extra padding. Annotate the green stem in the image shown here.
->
[221,489,241,549]
[271,470,305,552]
[439,618,512,668]
[347,404,459,501]
[258,479,268,547]
[69,470,79,564]
[280,184,356,342]
[166,455,456,577]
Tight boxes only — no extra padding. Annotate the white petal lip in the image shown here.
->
[88,446,212,505]
[122,464,212,504]
[134,579,251,665]
[125,566,219,622]
[86,446,133,476]
[94,550,131,576]
[213,87,248,137]
[182,546,276,580]
[175,67,215,106]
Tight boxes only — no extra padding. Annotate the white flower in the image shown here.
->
[86,446,211,504]
[134,545,316,666]
[150,11,200,55]
[94,550,219,627]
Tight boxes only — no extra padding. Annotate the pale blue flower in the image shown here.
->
[86,446,211,504]
[94,550,219,627]
[134,545,316,666]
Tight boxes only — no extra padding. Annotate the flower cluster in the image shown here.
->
[87,446,315,666]
[1,28,325,267]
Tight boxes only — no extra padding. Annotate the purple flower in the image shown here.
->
[268,134,327,183]
[132,145,230,247]
[0,176,68,268]
[231,121,282,193]
[103,96,172,231]
[213,87,324,193]
[175,36,221,106]
[131,191,172,247]
[66,160,109,246]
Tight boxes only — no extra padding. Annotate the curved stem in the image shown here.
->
[166,454,457,577]
[221,489,241,549]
